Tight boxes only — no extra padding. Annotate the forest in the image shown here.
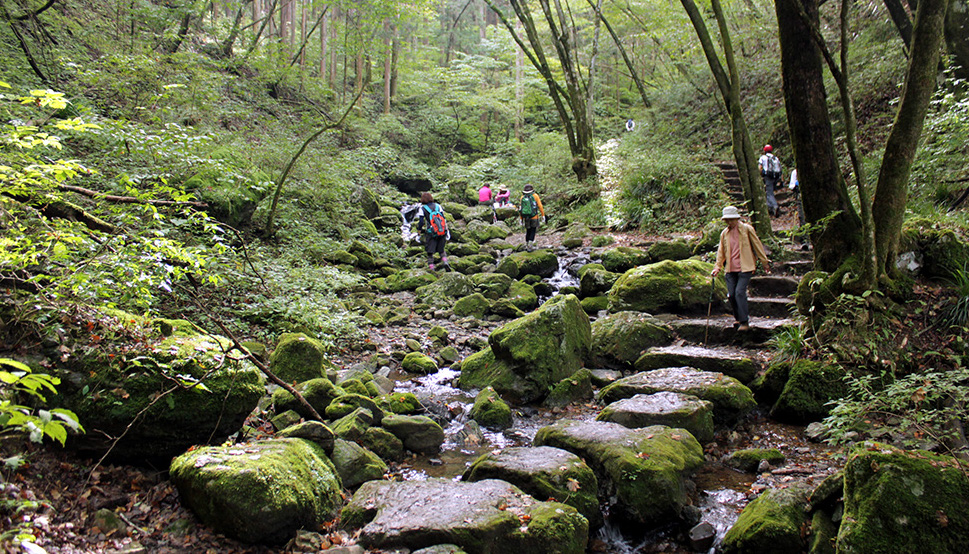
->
[1,0,968,552]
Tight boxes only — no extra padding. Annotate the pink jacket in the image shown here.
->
[478,186,493,203]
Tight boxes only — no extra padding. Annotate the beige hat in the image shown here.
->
[721,206,742,219]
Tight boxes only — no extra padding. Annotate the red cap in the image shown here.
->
[764,144,773,153]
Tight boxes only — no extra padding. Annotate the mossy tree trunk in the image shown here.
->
[775,0,862,272]
[873,0,950,279]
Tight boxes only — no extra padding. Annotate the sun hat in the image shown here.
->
[523,184,534,192]
[721,206,742,219]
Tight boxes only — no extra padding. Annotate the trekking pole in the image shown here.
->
[704,275,715,345]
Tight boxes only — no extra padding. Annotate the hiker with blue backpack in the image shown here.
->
[416,192,451,271]
[758,144,783,217]
[519,184,545,250]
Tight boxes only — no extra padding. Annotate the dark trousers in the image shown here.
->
[764,176,779,214]
[524,217,540,242]
[425,235,446,263]
[725,271,753,324]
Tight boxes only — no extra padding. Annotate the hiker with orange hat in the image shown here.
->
[711,206,771,331]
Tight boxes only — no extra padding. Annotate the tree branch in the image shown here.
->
[58,184,208,208]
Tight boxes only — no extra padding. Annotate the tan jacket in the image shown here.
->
[715,222,769,273]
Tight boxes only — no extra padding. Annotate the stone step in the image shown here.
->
[666,315,794,346]
[634,344,760,383]
[749,275,800,297]
[776,259,813,276]
[747,296,796,318]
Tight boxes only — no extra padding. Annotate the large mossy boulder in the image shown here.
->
[269,332,327,383]
[721,483,811,554]
[496,250,558,279]
[402,352,439,374]
[598,367,756,423]
[341,479,589,554]
[608,259,724,314]
[463,446,600,528]
[590,311,673,369]
[837,442,969,553]
[416,273,475,306]
[578,264,620,298]
[459,295,592,403]
[169,438,343,545]
[507,280,538,311]
[770,360,847,424]
[647,240,692,262]
[597,392,715,443]
[453,292,491,317]
[599,247,652,273]
[535,420,704,526]
[57,317,265,462]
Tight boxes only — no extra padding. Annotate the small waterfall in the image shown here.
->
[401,203,422,242]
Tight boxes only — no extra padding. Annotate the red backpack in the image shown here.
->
[424,203,447,236]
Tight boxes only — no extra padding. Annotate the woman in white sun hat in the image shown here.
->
[711,206,771,331]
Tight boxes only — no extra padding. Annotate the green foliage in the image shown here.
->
[768,323,809,363]
[943,263,969,329]
[911,76,969,214]
[615,141,723,232]
[823,364,969,453]
[0,358,83,446]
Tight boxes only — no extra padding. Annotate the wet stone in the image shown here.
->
[634,345,757,384]
[597,392,715,443]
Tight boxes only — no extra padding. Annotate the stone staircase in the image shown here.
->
[715,161,797,216]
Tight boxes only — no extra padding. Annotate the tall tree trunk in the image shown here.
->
[220,0,253,58]
[776,0,862,272]
[383,20,392,114]
[884,0,914,49]
[679,0,771,236]
[585,0,651,108]
[319,8,327,81]
[873,0,950,278]
[945,0,969,80]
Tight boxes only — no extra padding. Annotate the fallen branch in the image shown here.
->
[4,191,117,233]
[59,184,208,208]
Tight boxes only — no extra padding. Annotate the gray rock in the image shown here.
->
[276,420,335,453]
[330,439,388,488]
[597,367,756,423]
[463,446,601,528]
[597,392,715,443]
[340,479,588,554]
[634,345,758,383]
[590,311,673,369]
[381,414,445,454]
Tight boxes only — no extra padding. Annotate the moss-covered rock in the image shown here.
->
[469,272,513,298]
[341,479,588,554]
[837,442,969,553]
[598,367,756,423]
[381,414,445,454]
[597,392,714,443]
[721,484,811,554]
[544,368,594,408]
[331,407,375,442]
[415,272,475,307]
[535,421,704,526]
[269,332,327,383]
[169,438,343,545]
[55,315,265,462]
[377,391,423,415]
[272,378,344,419]
[496,250,558,279]
[463,446,601,528]
[459,295,592,403]
[900,219,969,281]
[599,246,652,273]
[507,280,538,311]
[590,235,615,247]
[465,219,512,243]
[578,264,621,298]
[580,296,610,314]
[634,345,757,384]
[608,259,725,314]
[402,352,439,374]
[361,426,405,461]
[339,378,372,397]
[276,421,335,453]
[330,438,388,488]
[453,293,491,318]
[723,448,786,473]
[375,269,439,293]
[324,393,385,423]
[590,311,673,369]
[647,240,692,262]
[770,360,846,424]
[470,386,513,430]
[450,254,496,274]
[749,362,792,406]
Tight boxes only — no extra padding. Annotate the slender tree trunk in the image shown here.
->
[884,0,914,49]
[585,0,651,108]
[220,0,253,58]
[873,0,950,278]
[383,20,392,114]
[319,9,327,80]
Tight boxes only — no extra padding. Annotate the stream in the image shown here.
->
[387,207,839,552]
